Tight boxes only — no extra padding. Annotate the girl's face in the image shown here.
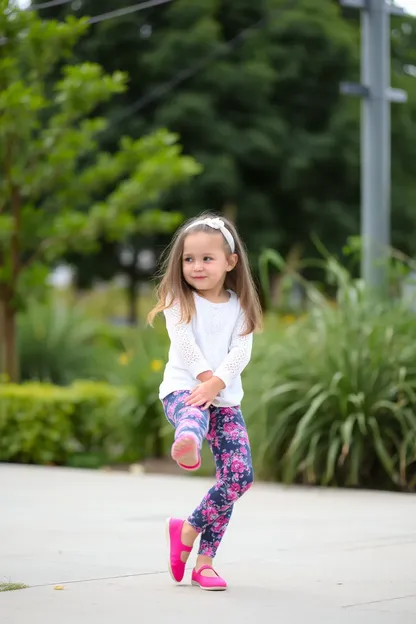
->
[182,231,237,296]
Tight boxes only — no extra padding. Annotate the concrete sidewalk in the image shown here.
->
[1,463,415,623]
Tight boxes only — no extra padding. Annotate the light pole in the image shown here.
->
[340,0,407,293]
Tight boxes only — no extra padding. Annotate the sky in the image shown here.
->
[399,0,416,14]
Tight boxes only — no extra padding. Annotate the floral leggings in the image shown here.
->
[162,390,254,557]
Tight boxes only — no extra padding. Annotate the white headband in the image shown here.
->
[185,217,235,253]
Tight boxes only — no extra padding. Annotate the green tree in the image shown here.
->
[0,2,200,381]
[390,15,416,257]
[39,0,359,263]
[37,0,416,282]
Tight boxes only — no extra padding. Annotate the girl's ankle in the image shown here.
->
[181,521,198,546]
[196,555,213,569]
[195,555,219,577]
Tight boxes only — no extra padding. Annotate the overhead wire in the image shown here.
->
[3,0,360,123]
[0,0,174,44]
[24,0,300,122]
[29,0,77,10]
[31,0,174,21]
[110,0,298,122]
[87,0,174,25]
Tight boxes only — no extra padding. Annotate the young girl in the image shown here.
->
[148,213,262,591]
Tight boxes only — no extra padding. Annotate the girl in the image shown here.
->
[148,213,262,591]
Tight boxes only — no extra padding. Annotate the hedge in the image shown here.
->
[0,382,126,467]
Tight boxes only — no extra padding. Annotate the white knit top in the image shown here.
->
[159,290,253,407]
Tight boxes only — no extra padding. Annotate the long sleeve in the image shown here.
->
[164,303,211,379]
[213,307,253,388]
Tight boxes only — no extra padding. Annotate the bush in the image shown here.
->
[106,324,170,462]
[2,302,173,467]
[0,381,126,467]
[17,299,116,384]
[245,261,416,492]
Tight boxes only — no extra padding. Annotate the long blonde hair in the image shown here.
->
[147,212,263,335]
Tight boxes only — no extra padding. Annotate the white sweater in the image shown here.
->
[159,290,253,407]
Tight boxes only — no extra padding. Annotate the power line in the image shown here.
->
[6,0,339,121]
[30,0,75,10]
[88,0,173,25]
[31,0,174,19]
[112,0,297,122]
[0,0,174,45]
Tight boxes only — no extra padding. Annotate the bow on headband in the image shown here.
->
[185,218,235,252]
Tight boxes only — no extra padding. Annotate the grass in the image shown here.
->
[0,581,29,592]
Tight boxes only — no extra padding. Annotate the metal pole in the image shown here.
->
[341,0,407,292]
[361,0,390,292]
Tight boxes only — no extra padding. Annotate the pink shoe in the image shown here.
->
[191,565,227,591]
[171,434,201,471]
[165,518,193,583]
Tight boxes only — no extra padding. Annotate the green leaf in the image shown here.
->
[291,390,331,447]
[324,437,341,485]
[368,417,399,484]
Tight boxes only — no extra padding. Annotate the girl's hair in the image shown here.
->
[147,212,263,335]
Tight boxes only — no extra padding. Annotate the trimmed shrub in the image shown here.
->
[0,381,125,467]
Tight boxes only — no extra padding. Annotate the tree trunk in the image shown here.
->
[2,139,21,382]
[222,201,237,224]
[269,272,282,309]
[127,277,138,325]
[271,244,303,309]
[0,293,18,382]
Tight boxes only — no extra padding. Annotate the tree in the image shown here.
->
[37,0,416,282]
[390,14,416,258]
[38,0,360,262]
[0,2,200,381]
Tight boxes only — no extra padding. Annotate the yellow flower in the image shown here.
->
[282,314,296,324]
[151,359,163,372]
[119,352,131,366]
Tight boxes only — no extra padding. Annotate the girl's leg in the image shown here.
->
[188,406,254,571]
[162,391,210,467]
[162,391,211,574]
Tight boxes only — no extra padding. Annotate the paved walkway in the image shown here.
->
[1,463,415,623]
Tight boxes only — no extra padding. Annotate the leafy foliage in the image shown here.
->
[10,294,170,464]
[17,299,114,384]
[245,257,416,491]
[106,324,169,461]
[39,0,360,267]
[39,0,416,288]
[0,381,126,466]
[0,1,200,379]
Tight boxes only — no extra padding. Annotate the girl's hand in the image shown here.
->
[197,370,213,383]
[186,377,225,410]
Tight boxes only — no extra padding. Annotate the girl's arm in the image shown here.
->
[164,304,212,380]
[185,308,252,407]
[212,308,253,388]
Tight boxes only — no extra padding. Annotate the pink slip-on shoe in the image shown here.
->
[165,518,193,583]
[191,565,227,591]
[171,434,201,471]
